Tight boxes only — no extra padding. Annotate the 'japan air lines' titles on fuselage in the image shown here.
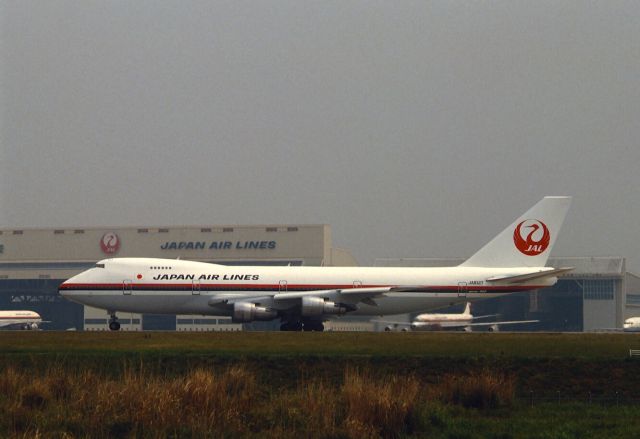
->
[151,273,260,281]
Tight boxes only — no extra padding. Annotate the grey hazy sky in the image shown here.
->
[1,1,639,269]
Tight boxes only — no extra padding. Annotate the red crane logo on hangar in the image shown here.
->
[100,232,121,255]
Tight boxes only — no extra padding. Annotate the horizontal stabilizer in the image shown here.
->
[486,267,574,284]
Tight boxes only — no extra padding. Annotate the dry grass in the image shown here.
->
[0,365,257,437]
[434,369,516,409]
[342,368,420,438]
[0,364,516,438]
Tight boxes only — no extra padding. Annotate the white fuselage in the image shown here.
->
[413,312,474,327]
[59,258,555,318]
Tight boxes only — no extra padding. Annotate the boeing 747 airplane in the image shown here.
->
[59,196,572,331]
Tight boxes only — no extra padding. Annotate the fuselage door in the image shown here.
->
[457,282,467,298]
[192,280,201,295]
[279,280,287,293]
[123,280,133,296]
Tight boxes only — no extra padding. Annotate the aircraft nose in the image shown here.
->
[58,279,70,297]
[59,273,82,297]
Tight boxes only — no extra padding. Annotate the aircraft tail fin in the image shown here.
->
[460,196,571,268]
[463,302,471,315]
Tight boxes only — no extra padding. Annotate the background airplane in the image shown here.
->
[623,317,640,332]
[59,196,571,331]
[594,317,640,333]
[0,310,44,330]
[379,302,538,332]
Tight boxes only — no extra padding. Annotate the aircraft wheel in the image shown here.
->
[280,321,302,331]
[109,321,121,331]
[303,321,324,332]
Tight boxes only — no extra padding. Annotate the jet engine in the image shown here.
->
[232,302,277,323]
[301,296,349,317]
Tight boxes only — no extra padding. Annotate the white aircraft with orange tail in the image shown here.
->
[59,197,571,331]
[379,302,539,332]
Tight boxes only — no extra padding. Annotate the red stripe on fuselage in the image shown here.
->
[59,282,546,292]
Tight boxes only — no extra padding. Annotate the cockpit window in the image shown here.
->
[95,263,105,268]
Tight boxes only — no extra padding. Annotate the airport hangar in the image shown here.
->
[0,225,638,332]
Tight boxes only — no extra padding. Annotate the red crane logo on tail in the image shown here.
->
[513,220,550,256]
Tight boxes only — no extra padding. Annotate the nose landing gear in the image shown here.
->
[108,312,120,331]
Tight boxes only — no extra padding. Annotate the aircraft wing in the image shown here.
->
[469,314,499,320]
[485,267,574,284]
[273,286,392,305]
[207,286,392,308]
[0,319,43,328]
[0,320,36,327]
[375,319,539,330]
[463,319,539,328]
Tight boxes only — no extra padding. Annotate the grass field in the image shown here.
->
[2,331,640,358]
[1,332,639,437]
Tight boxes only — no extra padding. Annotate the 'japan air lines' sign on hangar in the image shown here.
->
[160,241,277,251]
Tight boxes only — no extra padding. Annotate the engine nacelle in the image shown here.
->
[232,302,277,323]
[301,296,348,317]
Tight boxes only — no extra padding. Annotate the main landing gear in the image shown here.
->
[108,312,120,331]
[280,320,302,331]
[279,319,324,332]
